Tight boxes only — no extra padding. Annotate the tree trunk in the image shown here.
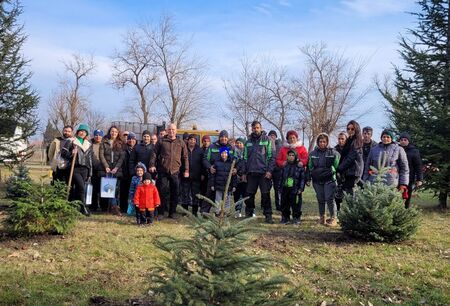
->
[438,191,448,209]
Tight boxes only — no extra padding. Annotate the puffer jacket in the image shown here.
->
[337,137,364,179]
[210,158,237,191]
[402,144,423,183]
[363,142,410,186]
[134,183,160,211]
[129,142,154,176]
[276,141,309,168]
[279,157,305,195]
[243,132,275,174]
[307,145,340,183]
[203,141,235,172]
[149,136,189,175]
[61,137,93,177]
[99,138,125,178]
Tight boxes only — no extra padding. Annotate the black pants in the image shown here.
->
[69,167,88,203]
[180,178,201,215]
[90,173,108,211]
[120,176,131,213]
[53,167,69,184]
[136,209,155,224]
[200,175,215,213]
[405,182,414,208]
[280,187,302,220]
[245,173,272,217]
[335,175,357,211]
[157,173,180,216]
[233,181,247,212]
[272,168,282,210]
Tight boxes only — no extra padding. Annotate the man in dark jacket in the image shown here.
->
[149,123,189,218]
[120,132,137,213]
[129,130,154,176]
[268,130,283,211]
[201,130,235,213]
[180,134,204,216]
[399,132,423,208]
[243,121,276,223]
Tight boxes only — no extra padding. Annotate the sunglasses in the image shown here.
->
[347,127,355,131]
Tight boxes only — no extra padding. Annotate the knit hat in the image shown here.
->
[236,137,245,144]
[77,123,90,136]
[142,130,151,137]
[219,130,229,138]
[143,172,152,181]
[399,132,411,141]
[219,147,229,156]
[127,132,137,140]
[188,134,197,140]
[183,132,189,140]
[287,149,298,160]
[135,162,147,173]
[268,130,277,137]
[202,135,210,142]
[93,129,104,137]
[286,130,298,140]
[381,129,395,140]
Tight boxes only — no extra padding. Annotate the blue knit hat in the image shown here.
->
[93,129,104,137]
[219,147,229,156]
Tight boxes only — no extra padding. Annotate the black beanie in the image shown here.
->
[142,130,151,137]
[268,130,277,137]
[143,172,152,181]
[399,132,411,141]
[219,130,229,138]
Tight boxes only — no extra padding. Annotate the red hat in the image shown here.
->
[202,135,211,142]
[286,130,298,140]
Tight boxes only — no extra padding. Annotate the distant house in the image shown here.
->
[0,125,28,162]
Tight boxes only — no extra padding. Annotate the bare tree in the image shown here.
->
[48,54,95,130]
[142,15,208,128]
[292,43,368,151]
[85,109,107,132]
[111,30,159,124]
[223,57,261,136]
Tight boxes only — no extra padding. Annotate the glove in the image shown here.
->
[398,185,408,199]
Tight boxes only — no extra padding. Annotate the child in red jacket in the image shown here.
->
[133,173,161,225]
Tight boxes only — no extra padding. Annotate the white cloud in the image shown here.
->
[341,0,415,17]
[278,0,291,7]
[254,3,273,17]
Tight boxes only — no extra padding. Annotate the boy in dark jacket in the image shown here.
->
[210,147,237,215]
[279,149,305,225]
[399,132,423,208]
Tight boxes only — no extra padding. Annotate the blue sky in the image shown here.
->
[20,0,417,138]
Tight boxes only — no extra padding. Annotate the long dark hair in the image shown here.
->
[105,125,124,151]
[347,120,363,149]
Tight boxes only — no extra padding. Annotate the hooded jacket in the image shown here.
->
[363,142,410,186]
[61,137,93,177]
[307,134,340,183]
[134,182,160,211]
[129,163,148,202]
[279,150,305,194]
[243,131,275,174]
[276,141,309,168]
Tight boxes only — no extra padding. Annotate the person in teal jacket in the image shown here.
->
[307,133,340,227]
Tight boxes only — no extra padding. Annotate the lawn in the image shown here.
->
[0,166,449,305]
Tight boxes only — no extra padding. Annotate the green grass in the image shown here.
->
[0,170,449,305]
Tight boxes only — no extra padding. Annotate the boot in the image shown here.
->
[80,203,90,216]
[317,215,326,225]
[265,215,274,224]
[326,217,338,227]
[111,205,122,216]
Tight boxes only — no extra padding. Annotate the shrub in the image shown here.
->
[5,181,80,236]
[150,160,300,305]
[5,162,32,199]
[339,168,421,242]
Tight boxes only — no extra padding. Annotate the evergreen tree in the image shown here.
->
[5,161,31,199]
[379,0,450,208]
[0,0,39,162]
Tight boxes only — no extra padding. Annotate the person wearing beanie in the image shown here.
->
[180,134,204,216]
[128,162,147,222]
[268,130,283,211]
[120,131,138,214]
[233,137,247,218]
[243,120,275,223]
[275,129,309,217]
[363,129,410,191]
[268,130,277,138]
[307,133,340,226]
[202,130,235,214]
[399,132,423,208]
[60,123,93,216]
[201,135,211,150]
[90,129,105,212]
[209,146,237,216]
[134,171,160,225]
[129,129,155,177]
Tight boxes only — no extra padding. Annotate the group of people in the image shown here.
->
[47,119,423,226]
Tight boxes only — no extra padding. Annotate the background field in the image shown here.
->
[0,165,449,305]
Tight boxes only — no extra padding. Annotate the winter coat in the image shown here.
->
[150,136,189,175]
[243,132,275,174]
[362,140,377,164]
[48,136,73,171]
[234,147,245,182]
[128,163,147,203]
[307,147,340,183]
[337,137,364,179]
[203,141,235,172]
[363,142,410,186]
[279,161,305,195]
[133,183,160,211]
[183,145,204,181]
[129,142,154,176]
[99,138,125,178]
[122,145,134,179]
[61,137,93,177]
[210,158,237,192]
[276,141,309,169]
[91,141,102,171]
[402,144,423,183]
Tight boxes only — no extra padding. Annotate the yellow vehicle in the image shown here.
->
[177,126,220,144]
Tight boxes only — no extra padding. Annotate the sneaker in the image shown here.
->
[168,214,177,219]
[252,213,256,218]
[265,215,274,224]
[280,217,289,224]
[292,218,300,225]
[235,211,242,218]
[326,217,338,227]
[317,215,326,225]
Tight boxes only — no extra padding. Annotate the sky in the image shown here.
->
[19,0,418,140]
